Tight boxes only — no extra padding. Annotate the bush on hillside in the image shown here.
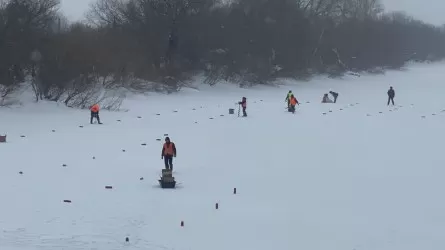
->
[0,0,444,107]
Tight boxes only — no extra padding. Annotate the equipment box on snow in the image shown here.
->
[159,169,176,188]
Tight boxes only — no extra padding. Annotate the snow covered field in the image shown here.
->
[1,62,445,250]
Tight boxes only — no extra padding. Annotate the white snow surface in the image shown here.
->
[2,62,445,250]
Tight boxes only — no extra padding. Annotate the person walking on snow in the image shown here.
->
[162,137,176,170]
[289,95,299,113]
[329,90,339,103]
[387,86,395,106]
[238,97,247,117]
[90,103,102,124]
[285,90,293,108]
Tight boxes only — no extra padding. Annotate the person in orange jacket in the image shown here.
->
[161,137,176,170]
[289,94,299,113]
[90,103,102,124]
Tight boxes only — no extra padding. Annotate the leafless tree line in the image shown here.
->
[1,0,445,107]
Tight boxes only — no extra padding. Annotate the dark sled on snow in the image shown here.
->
[159,169,176,188]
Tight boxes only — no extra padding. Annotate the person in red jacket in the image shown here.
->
[90,104,102,124]
[238,97,247,117]
[161,137,176,170]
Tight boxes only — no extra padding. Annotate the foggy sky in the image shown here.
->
[59,0,445,26]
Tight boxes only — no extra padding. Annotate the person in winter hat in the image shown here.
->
[90,103,102,124]
[387,86,395,106]
[238,97,247,117]
[161,137,176,170]
[329,90,339,103]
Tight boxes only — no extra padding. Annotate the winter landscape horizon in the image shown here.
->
[2,61,445,250]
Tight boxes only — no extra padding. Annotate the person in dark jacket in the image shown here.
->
[387,86,395,106]
[329,91,339,103]
[238,97,247,117]
[161,137,176,170]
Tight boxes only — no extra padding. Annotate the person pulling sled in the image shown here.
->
[90,103,102,124]
[162,137,176,170]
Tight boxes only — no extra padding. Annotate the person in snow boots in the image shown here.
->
[387,86,395,106]
[329,91,339,103]
[161,137,176,170]
[322,93,334,103]
[285,90,293,108]
[90,103,102,124]
[289,95,299,113]
[238,97,247,117]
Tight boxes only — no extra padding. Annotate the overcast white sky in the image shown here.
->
[59,0,445,26]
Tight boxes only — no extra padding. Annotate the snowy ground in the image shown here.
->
[2,62,445,250]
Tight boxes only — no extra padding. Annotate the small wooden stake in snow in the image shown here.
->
[233,188,237,194]
[215,203,219,209]
[126,237,129,242]
[63,200,71,203]
[180,221,184,227]
[105,186,113,189]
